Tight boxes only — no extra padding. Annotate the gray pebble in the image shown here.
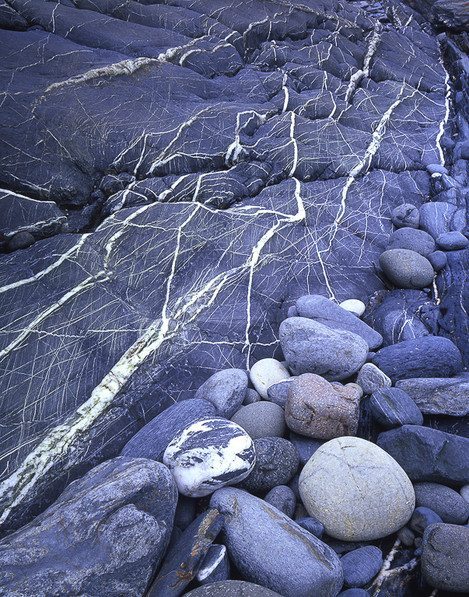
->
[387,227,435,256]
[195,369,248,418]
[379,249,434,289]
[232,402,285,439]
[356,363,391,395]
[391,203,419,229]
[264,485,296,518]
[414,482,469,524]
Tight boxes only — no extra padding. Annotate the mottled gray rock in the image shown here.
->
[289,432,324,465]
[210,488,343,597]
[0,457,177,596]
[196,544,230,585]
[195,369,248,418]
[147,508,224,597]
[387,227,435,256]
[163,418,255,497]
[295,295,382,349]
[185,581,282,597]
[121,399,216,461]
[266,379,293,408]
[369,387,423,428]
[285,373,360,440]
[391,203,420,229]
[379,249,434,289]
[249,358,290,399]
[414,483,469,525]
[231,402,285,439]
[280,317,368,381]
[356,363,391,395]
[264,485,296,518]
[238,438,299,494]
[377,425,469,484]
[341,546,383,588]
[372,337,463,381]
[299,437,415,541]
[437,231,469,250]
[410,507,442,535]
[421,523,469,593]
[396,375,469,416]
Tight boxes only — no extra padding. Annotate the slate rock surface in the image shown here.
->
[421,523,469,593]
[377,425,469,484]
[121,399,217,461]
[414,482,469,524]
[0,457,177,596]
[163,418,255,497]
[195,369,248,418]
[395,375,469,416]
[210,487,343,597]
[266,379,293,408]
[280,317,368,381]
[299,437,415,541]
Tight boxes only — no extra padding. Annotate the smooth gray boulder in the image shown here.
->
[0,457,177,596]
[421,523,469,593]
[379,249,434,289]
[299,437,415,541]
[231,402,286,439]
[396,375,469,416]
[210,488,343,597]
[295,295,383,349]
[414,483,469,525]
[195,369,248,418]
[386,227,435,256]
[279,317,368,381]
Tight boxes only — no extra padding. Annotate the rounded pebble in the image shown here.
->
[427,250,447,271]
[264,485,296,518]
[356,363,391,395]
[436,231,469,251]
[296,516,324,538]
[185,581,282,597]
[391,203,420,229]
[244,388,262,405]
[379,249,434,289]
[299,437,415,541]
[414,483,469,524]
[7,231,35,251]
[410,507,442,535]
[341,546,383,588]
[195,369,248,418]
[266,379,293,407]
[387,227,435,256]
[231,402,285,439]
[249,358,290,399]
[339,299,366,317]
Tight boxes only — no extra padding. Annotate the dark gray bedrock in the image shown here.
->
[0,0,465,533]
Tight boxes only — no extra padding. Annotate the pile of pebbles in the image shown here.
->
[117,289,467,595]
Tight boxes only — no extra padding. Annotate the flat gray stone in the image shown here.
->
[396,375,469,416]
[299,437,415,541]
[279,317,368,381]
[195,369,248,418]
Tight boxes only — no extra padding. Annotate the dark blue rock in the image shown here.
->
[387,227,435,256]
[377,425,469,484]
[195,369,248,418]
[0,458,177,596]
[121,399,216,461]
[391,203,419,229]
[289,432,324,465]
[379,249,434,290]
[238,437,299,494]
[338,590,370,597]
[147,508,224,597]
[210,488,343,597]
[414,483,469,525]
[244,389,262,405]
[267,379,293,407]
[427,250,447,271]
[369,387,423,428]
[264,485,296,518]
[296,516,324,538]
[185,581,282,596]
[7,230,35,251]
[196,544,230,585]
[419,202,457,239]
[397,526,416,547]
[174,495,197,531]
[295,294,383,350]
[436,231,469,250]
[371,336,463,381]
[409,507,442,535]
[341,546,383,588]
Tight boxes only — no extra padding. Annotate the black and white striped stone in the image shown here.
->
[163,418,256,497]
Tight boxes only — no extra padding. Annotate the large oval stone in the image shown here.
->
[163,418,255,497]
[299,437,415,541]
[210,488,343,597]
[379,249,434,289]
[279,317,368,381]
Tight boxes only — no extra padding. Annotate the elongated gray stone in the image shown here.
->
[396,375,469,416]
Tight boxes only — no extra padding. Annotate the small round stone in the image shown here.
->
[387,227,435,256]
[356,363,391,395]
[238,437,299,494]
[267,379,293,407]
[436,231,469,251]
[341,546,383,588]
[264,485,296,518]
[427,250,447,272]
[243,389,262,405]
[379,249,434,289]
[414,482,469,524]
[391,203,420,229]
[410,507,442,535]
[163,418,256,497]
[185,581,282,597]
[249,358,290,399]
[299,437,415,541]
[195,369,248,418]
[397,526,415,547]
[231,402,285,439]
[296,516,324,538]
[339,299,366,317]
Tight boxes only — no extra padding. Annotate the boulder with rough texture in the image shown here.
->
[249,358,290,399]
[371,336,463,381]
[379,249,434,289]
[395,375,469,416]
[210,488,343,597]
[421,523,469,593]
[0,458,177,596]
[285,373,361,440]
[280,317,368,381]
[295,295,383,349]
[163,418,256,497]
[299,437,415,541]
[195,369,248,418]
[377,425,469,484]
